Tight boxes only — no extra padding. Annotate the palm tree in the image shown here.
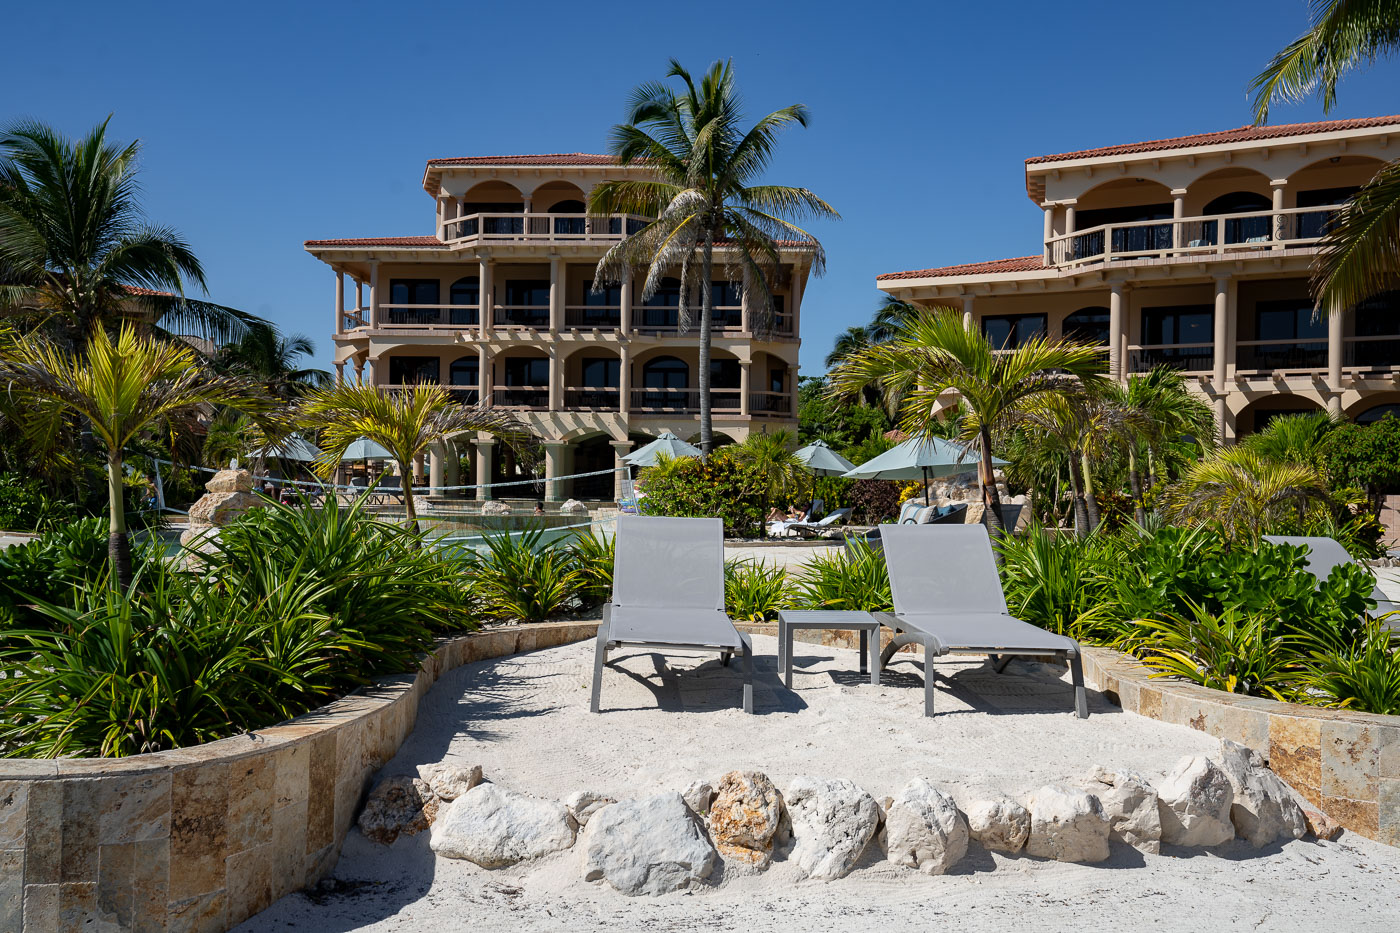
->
[590,59,838,454]
[1120,367,1216,524]
[828,309,1106,535]
[1168,447,1333,539]
[1240,410,1341,467]
[217,325,330,399]
[1251,2,1400,313]
[0,118,265,347]
[729,429,806,536]
[825,325,874,370]
[301,382,532,536]
[0,325,262,586]
[1011,394,1096,535]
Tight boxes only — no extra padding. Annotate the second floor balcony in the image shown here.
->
[439,212,650,245]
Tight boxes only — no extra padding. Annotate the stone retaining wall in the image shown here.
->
[1082,647,1399,847]
[0,621,599,933]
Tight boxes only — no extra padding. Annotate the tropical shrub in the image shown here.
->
[0,473,78,532]
[467,527,580,623]
[996,526,1118,642]
[638,455,766,537]
[790,539,892,611]
[1131,603,1299,700]
[847,479,901,524]
[566,529,615,609]
[724,559,789,622]
[1298,619,1400,715]
[0,517,108,627]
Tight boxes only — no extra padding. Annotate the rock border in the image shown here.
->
[0,621,599,933]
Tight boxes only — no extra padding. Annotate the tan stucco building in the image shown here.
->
[306,154,809,499]
[877,115,1400,442]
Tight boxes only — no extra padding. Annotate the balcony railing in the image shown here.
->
[380,303,479,328]
[491,386,549,409]
[630,387,742,413]
[341,307,367,330]
[632,307,745,334]
[565,305,621,328]
[1128,343,1214,373]
[1235,340,1329,373]
[439,212,650,245]
[493,305,550,328]
[447,387,480,404]
[1047,204,1344,269]
[1344,335,1400,370]
[564,387,620,410]
[749,391,793,415]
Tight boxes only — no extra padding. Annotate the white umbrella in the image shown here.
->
[793,439,856,477]
[248,435,323,462]
[623,431,703,467]
[843,436,1008,505]
[340,437,393,460]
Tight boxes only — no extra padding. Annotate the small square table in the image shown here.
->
[776,610,882,689]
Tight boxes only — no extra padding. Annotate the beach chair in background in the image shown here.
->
[877,524,1088,718]
[784,507,854,538]
[1262,535,1399,628]
[590,516,753,714]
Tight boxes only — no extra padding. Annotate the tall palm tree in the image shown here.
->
[1240,410,1341,467]
[1251,2,1400,313]
[729,428,806,536]
[0,118,265,348]
[1120,367,1216,524]
[590,59,838,454]
[828,309,1106,535]
[825,325,873,370]
[301,382,532,536]
[1168,447,1333,539]
[0,325,262,586]
[1011,394,1096,536]
[217,325,330,399]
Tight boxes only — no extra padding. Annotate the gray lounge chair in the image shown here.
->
[1262,535,1399,627]
[590,515,754,713]
[782,507,854,538]
[876,523,1088,718]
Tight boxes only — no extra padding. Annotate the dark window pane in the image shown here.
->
[982,314,1046,349]
[503,358,548,385]
[584,280,622,306]
[581,358,620,387]
[449,357,478,385]
[643,277,682,308]
[1063,307,1110,345]
[643,357,687,388]
[505,279,550,306]
[770,368,784,393]
[710,359,741,387]
[388,356,440,384]
[1142,305,1213,345]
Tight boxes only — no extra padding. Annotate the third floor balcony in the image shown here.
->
[439,212,650,245]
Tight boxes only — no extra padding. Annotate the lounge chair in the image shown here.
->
[876,524,1088,718]
[590,515,753,713]
[784,507,854,538]
[1262,535,1399,628]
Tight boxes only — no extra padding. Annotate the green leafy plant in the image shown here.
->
[996,525,1118,643]
[0,473,78,532]
[638,454,766,537]
[1132,602,1300,700]
[567,530,615,609]
[0,516,109,627]
[791,538,892,612]
[724,559,789,622]
[468,527,580,623]
[1297,618,1400,715]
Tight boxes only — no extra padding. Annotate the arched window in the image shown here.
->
[1203,191,1272,245]
[550,199,587,235]
[449,276,479,325]
[641,277,682,328]
[1062,307,1110,346]
[1355,403,1400,425]
[642,355,688,408]
[549,199,585,213]
[449,356,478,385]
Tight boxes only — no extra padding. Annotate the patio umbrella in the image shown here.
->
[793,439,856,477]
[340,437,393,461]
[842,436,1009,505]
[247,435,323,462]
[623,431,703,467]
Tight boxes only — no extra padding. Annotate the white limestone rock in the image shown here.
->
[418,762,483,801]
[582,792,718,896]
[1082,766,1162,854]
[882,778,968,875]
[1025,784,1110,863]
[1157,755,1235,848]
[481,500,511,515]
[681,780,715,816]
[965,796,1030,853]
[564,790,616,827]
[1217,740,1307,848]
[430,783,576,867]
[560,498,588,514]
[784,777,880,881]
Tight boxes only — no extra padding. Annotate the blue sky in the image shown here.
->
[7,0,1400,375]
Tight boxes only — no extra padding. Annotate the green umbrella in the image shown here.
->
[793,439,857,477]
[623,431,703,467]
[843,437,1008,505]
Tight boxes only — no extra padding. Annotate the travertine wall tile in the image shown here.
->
[168,764,229,902]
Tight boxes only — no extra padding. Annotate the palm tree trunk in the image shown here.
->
[1080,452,1101,531]
[399,462,420,539]
[1128,447,1146,525]
[107,453,132,589]
[1066,457,1089,538]
[698,236,715,456]
[979,425,1006,540]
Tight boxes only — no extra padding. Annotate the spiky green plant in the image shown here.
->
[724,558,790,621]
[729,429,807,536]
[790,538,892,612]
[1167,448,1334,539]
[1297,617,1400,714]
[467,527,581,623]
[566,529,615,609]
[1132,602,1300,700]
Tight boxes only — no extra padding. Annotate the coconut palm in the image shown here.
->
[0,325,263,586]
[301,382,532,536]
[0,118,265,347]
[589,59,838,454]
[828,309,1107,535]
[217,325,330,399]
[825,325,874,370]
[1251,2,1400,313]
[729,429,806,536]
[1168,447,1333,539]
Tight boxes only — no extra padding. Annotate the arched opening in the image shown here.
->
[639,277,682,329]
[448,355,479,404]
[1289,155,1385,238]
[459,181,525,236]
[1235,395,1324,437]
[566,348,621,410]
[1356,403,1400,425]
[449,276,479,326]
[1202,191,1272,245]
[386,355,439,386]
[1073,178,1174,260]
[1062,306,1111,346]
[709,355,742,412]
[571,433,617,500]
[493,350,549,409]
[641,355,688,409]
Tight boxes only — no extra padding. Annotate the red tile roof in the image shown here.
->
[123,285,175,297]
[1026,114,1400,165]
[876,256,1045,281]
[303,236,445,248]
[425,153,618,167]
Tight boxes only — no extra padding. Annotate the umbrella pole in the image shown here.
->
[923,466,930,506]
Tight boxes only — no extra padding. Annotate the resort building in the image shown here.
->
[306,154,809,499]
[877,115,1400,442]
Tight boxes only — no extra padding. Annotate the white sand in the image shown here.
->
[240,636,1400,932]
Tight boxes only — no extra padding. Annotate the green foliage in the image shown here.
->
[566,530,615,610]
[1322,414,1400,493]
[638,455,767,537]
[467,527,581,623]
[846,479,901,524]
[790,539,892,612]
[0,473,78,532]
[724,559,789,622]
[995,526,1118,643]
[0,517,108,626]
[1132,603,1299,700]
[1298,619,1400,715]
[797,376,891,451]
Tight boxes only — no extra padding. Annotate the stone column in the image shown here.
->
[444,441,461,492]
[1328,306,1345,415]
[787,364,800,417]
[618,344,631,415]
[1171,188,1187,251]
[335,271,344,334]
[475,439,495,500]
[1042,205,1054,265]
[740,360,751,416]
[1215,397,1228,446]
[353,356,365,383]
[412,452,426,483]
[1213,275,1230,389]
[611,440,633,501]
[368,260,381,329]
[790,263,804,336]
[1271,179,1288,248]
[477,345,491,406]
[478,257,493,339]
[1064,202,1076,236]
[428,441,445,494]
[619,274,632,335]
[355,279,363,319]
[548,346,561,411]
[549,255,564,334]
[962,295,974,332]
[334,361,344,386]
[543,441,568,502]
[1108,284,1125,380]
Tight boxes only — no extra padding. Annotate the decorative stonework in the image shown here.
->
[179,468,264,551]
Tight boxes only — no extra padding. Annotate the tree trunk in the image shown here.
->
[1128,447,1146,526]
[1066,456,1089,538]
[698,236,715,456]
[1080,452,1101,531]
[979,425,1006,544]
[399,461,420,541]
[107,453,133,589]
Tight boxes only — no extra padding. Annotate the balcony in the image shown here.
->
[564,387,620,410]
[493,305,550,329]
[630,387,742,413]
[565,305,621,328]
[1345,335,1400,370]
[379,304,479,329]
[632,307,745,335]
[491,386,549,410]
[1047,204,1344,269]
[439,212,650,246]
[749,391,793,415]
[1128,343,1213,373]
[1235,340,1328,374]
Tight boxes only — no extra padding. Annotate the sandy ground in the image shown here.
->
[239,636,1400,933]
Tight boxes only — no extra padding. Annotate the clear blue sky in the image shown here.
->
[7,0,1399,375]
